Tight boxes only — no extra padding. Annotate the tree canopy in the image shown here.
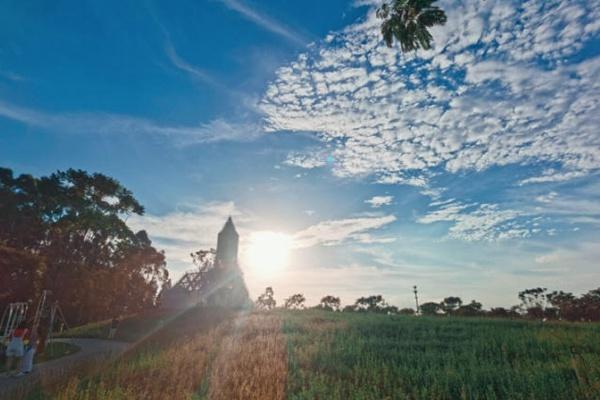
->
[0,167,168,325]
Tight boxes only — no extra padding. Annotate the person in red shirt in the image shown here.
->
[4,321,29,377]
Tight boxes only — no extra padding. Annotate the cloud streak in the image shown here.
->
[0,100,264,145]
[219,0,307,46]
[164,41,220,87]
[293,214,396,248]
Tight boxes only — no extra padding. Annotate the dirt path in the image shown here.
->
[0,338,129,399]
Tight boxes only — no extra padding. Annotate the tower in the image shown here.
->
[215,216,239,268]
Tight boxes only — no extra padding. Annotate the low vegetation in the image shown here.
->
[18,308,600,400]
[284,311,600,399]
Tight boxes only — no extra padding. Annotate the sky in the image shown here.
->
[1,0,599,309]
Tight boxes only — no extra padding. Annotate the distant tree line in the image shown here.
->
[255,286,600,322]
[0,168,169,325]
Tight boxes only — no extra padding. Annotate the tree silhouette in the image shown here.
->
[441,296,462,314]
[377,0,447,52]
[354,295,395,313]
[518,288,548,319]
[419,302,441,316]
[319,295,341,311]
[284,293,306,310]
[191,248,216,270]
[456,300,483,317]
[0,167,168,324]
[256,287,276,311]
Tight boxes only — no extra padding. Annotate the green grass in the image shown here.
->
[55,309,173,342]
[1,342,80,373]
[18,309,600,399]
[282,311,600,400]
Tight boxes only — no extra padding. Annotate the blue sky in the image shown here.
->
[1,0,599,308]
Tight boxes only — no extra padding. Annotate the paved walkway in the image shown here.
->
[0,338,129,399]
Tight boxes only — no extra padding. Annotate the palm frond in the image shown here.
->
[377,0,447,52]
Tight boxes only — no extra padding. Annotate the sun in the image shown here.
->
[245,231,292,274]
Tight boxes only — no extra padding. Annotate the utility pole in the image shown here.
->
[413,285,420,315]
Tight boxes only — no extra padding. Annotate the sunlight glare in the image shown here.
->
[245,231,292,274]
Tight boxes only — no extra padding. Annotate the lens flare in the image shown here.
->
[244,231,292,275]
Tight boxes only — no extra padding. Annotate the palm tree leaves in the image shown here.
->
[377,0,447,52]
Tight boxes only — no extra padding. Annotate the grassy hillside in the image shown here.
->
[28,309,600,399]
[55,309,174,343]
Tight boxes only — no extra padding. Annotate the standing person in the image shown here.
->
[4,322,28,377]
[19,326,38,376]
[107,317,120,339]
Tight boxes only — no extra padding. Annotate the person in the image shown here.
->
[108,317,120,339]
[19,325,38,375]
[4,321,28,377]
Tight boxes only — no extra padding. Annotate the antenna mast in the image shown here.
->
[413,285,420,315]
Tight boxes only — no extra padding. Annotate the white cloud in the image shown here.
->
[0,100,264,145]
[127,201,247,277]
[418,201,530,241]
[261,0,600,187]
[535,191,558,204]
[284,151,327,169]
[519,170,588,185]
[365,195,393,208]
[218,0,307,46]
[293,214,396,248]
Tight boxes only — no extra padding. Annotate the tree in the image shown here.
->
[546,290,576,320]
[318,295,341,311]
[441,296,463,314]
[518,288,548,319]
[284,293,306,310]
[456,300,483,317]
[354,295,389,313]
[419,302,441,316]
[256,287,276,311]
[578,288,600,322]
[399,307,415,315]
[377,0,447,52]
[488,307,519,319]
[0,168,168,324]
[0,244,46,307]
[191,249,216,270]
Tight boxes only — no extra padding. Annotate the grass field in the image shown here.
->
[25,309,600,399]
[55,309,175,343]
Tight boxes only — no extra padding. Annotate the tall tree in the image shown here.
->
[441,296,463,314]
[284,293,306,310]
[419,302,441,316]
[319,295,341,311]
[377,0,447,52]
[354,295,393,313]
[256,287,276,311]
[0,168,168,324]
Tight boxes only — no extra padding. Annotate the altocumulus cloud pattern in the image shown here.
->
[260,0,600,241]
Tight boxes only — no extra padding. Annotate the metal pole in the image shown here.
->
[413,285,420,315]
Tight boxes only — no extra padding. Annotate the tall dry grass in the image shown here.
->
[208,314,287,400]
[48,312,287,400]
[54,323,227,400]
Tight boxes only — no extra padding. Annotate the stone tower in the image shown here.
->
[215,216,238,268]
[160,216,250,310]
